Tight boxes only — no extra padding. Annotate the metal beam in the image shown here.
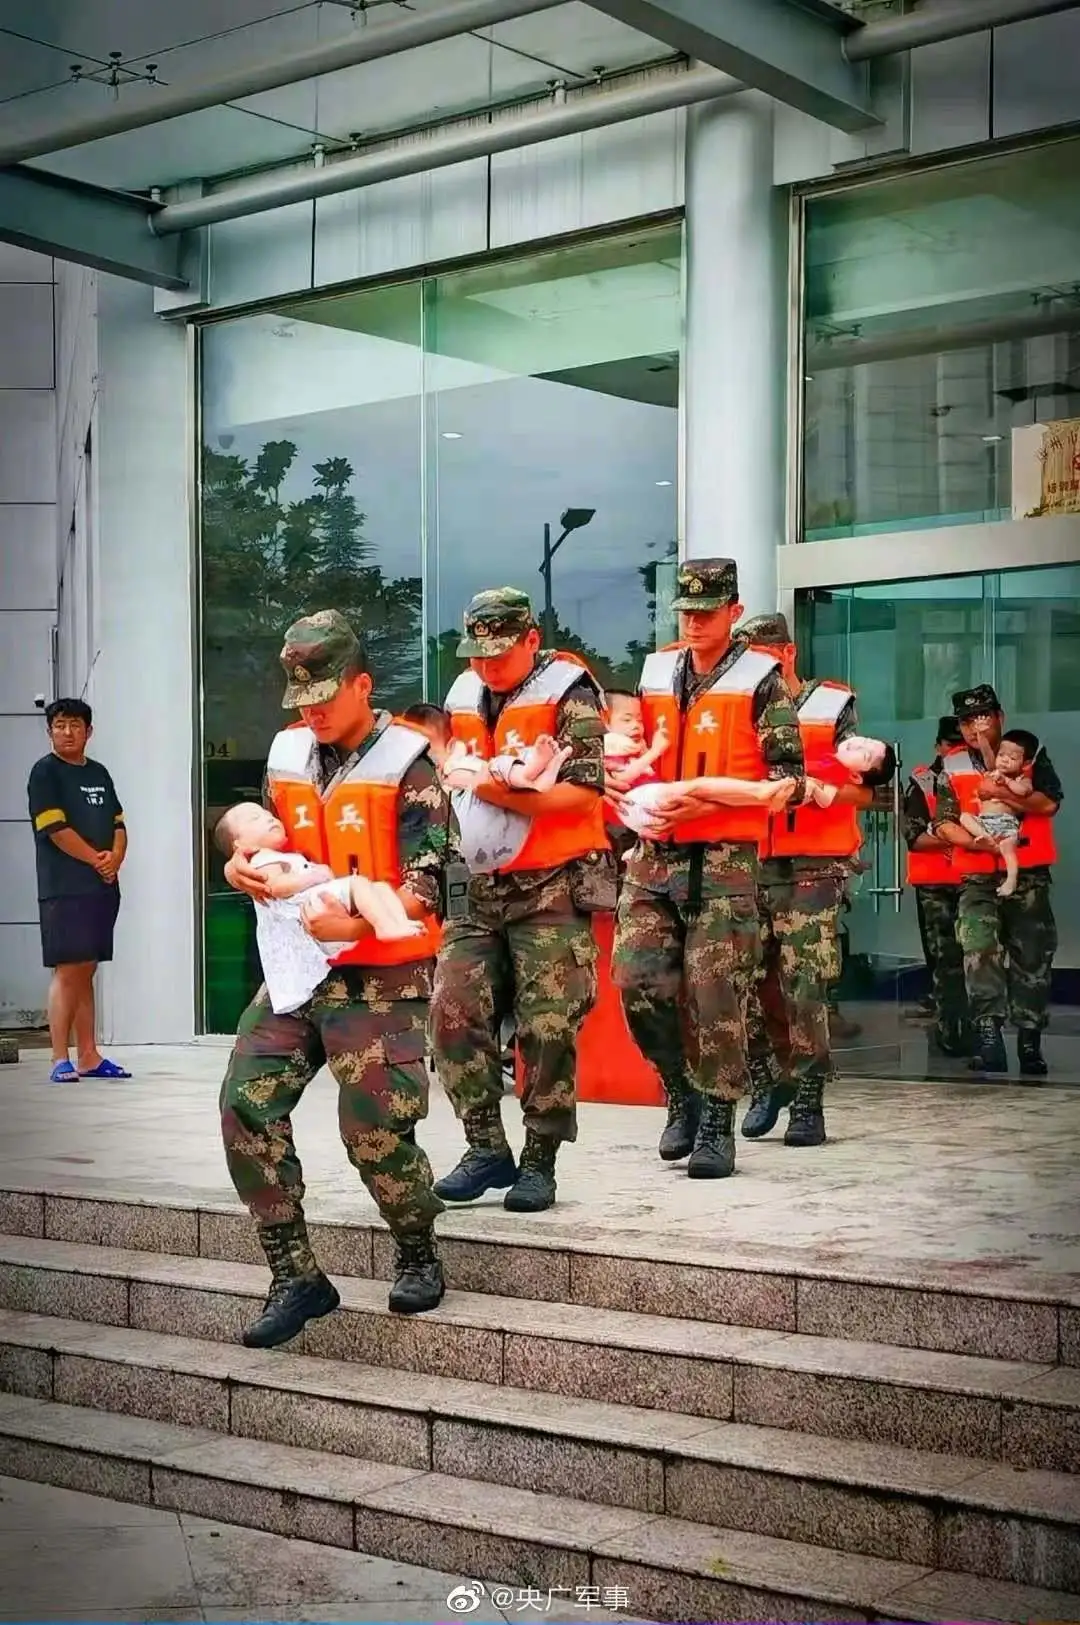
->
[845,0,1080,61]
[0,0,558,169]
[0,167,185,289]
[584,0,877,132]
[153,66,741,235]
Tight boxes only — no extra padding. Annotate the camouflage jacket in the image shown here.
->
[628,641,806,894]
[264,710,458,1001]
[468,657,606,912]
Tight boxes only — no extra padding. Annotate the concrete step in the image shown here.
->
[1,1234,1078,1473]
[2,1184,1075,1366]
[2,1390,1080,1625]
[1,1307,1078,1589]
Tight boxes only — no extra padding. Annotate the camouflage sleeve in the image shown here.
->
[902,777,931,849]
[752,670,806,801]
[397,753,458,915]
[933,775,961,830]
[553,678,605,792]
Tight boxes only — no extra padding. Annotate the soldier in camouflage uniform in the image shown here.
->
[737,613,893,1147]
[933,683,1062,1078]
[219,611,453,1347]
[430,588,610,1213]
[902,715,971,1056]
[609,560,805,1179]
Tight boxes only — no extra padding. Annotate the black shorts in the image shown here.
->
[39,890,121,967]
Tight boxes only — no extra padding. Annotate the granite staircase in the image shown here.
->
[0,1186,1078,1624]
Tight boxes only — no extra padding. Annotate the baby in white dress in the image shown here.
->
[214,803,420,1014]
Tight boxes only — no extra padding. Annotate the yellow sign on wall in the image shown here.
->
[205,739,238,760]
[1012,418,1080,519]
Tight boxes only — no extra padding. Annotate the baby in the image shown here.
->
[957,729,1038,898]
[439,735,572,874]
[214,803,421,1014]
[618,775,796,837]
[442,733,572,792]
[604,692,670,788]
[804,735,895,806]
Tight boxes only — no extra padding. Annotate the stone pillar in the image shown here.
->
[684,92,785,618]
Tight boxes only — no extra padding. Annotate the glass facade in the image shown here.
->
[198,222,683,1029]
[796,565,1080,1080]
[802,135,1080,541]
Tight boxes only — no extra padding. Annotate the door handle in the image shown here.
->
[866,740,904,915]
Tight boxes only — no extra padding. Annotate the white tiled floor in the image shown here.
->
[0,1475,644,1624]
[2,1042,1079,1289]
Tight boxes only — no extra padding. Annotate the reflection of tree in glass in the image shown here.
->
[428,549,675,701]
[202,440,422,755]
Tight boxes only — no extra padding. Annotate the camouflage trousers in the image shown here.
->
[745,862,843,1092]
[219,969,443,1242]
[429,874,597,1145]
[956,868,1057,1030]
[915,884,969,1025]
[612,870,761,1105]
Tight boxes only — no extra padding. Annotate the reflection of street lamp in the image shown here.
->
[540,507,595,645]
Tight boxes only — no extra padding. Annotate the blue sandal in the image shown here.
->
[78,1058,132,1079]
[48,1060,79,1084]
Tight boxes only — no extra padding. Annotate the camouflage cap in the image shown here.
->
[952,683,1001,721]
[738,611,792,647]
[456,587,535,658]
[670,557,739,611]
[279,609,364,709]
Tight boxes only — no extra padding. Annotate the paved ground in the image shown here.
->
[0,1474,642,1624]
[1,1041,1079,1294]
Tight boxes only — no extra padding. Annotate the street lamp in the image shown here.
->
[540,506,595,645]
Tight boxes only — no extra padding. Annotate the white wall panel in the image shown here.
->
[0,504,56,609]
[314,161,488,287]
[0,820,39,925]
[911,33,990,155]
[93,276,195,1045]
[0,284,55,388]
[0,392,56,504]
[488,109,683,248]
[0,924,48,1027]
[0,245,52,282]
[993,11,1080,138]
[209,200,315,308]
[0,716,49,822]
[0,610,53,708]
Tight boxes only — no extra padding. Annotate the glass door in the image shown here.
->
[796,566,1080,1085]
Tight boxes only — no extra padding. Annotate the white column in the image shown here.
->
[683,92,785,619]
[93,278,196,1045]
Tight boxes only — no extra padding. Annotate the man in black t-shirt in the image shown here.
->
[26,698,130,1084]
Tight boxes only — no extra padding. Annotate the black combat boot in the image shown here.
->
[658,1082,700,1161]
[784,1077,827,1148]
[687,1099,736,1179]
[741,1057,794,1140]
[388,1228,445,1314]
[242,1221,340,1349]
[433,1103,517,1203]
[931,1017,972,1058]
[1017,1028,1049,1078]
[967,1016,1008,1075]
[504,1131,558,1212]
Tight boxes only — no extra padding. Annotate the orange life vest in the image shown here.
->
[763,679,860,860]
[905,759,958,887]
[264,718,442,967]
[638,645,781,846]
[941,747,1057,876]
[443,655,608,872]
